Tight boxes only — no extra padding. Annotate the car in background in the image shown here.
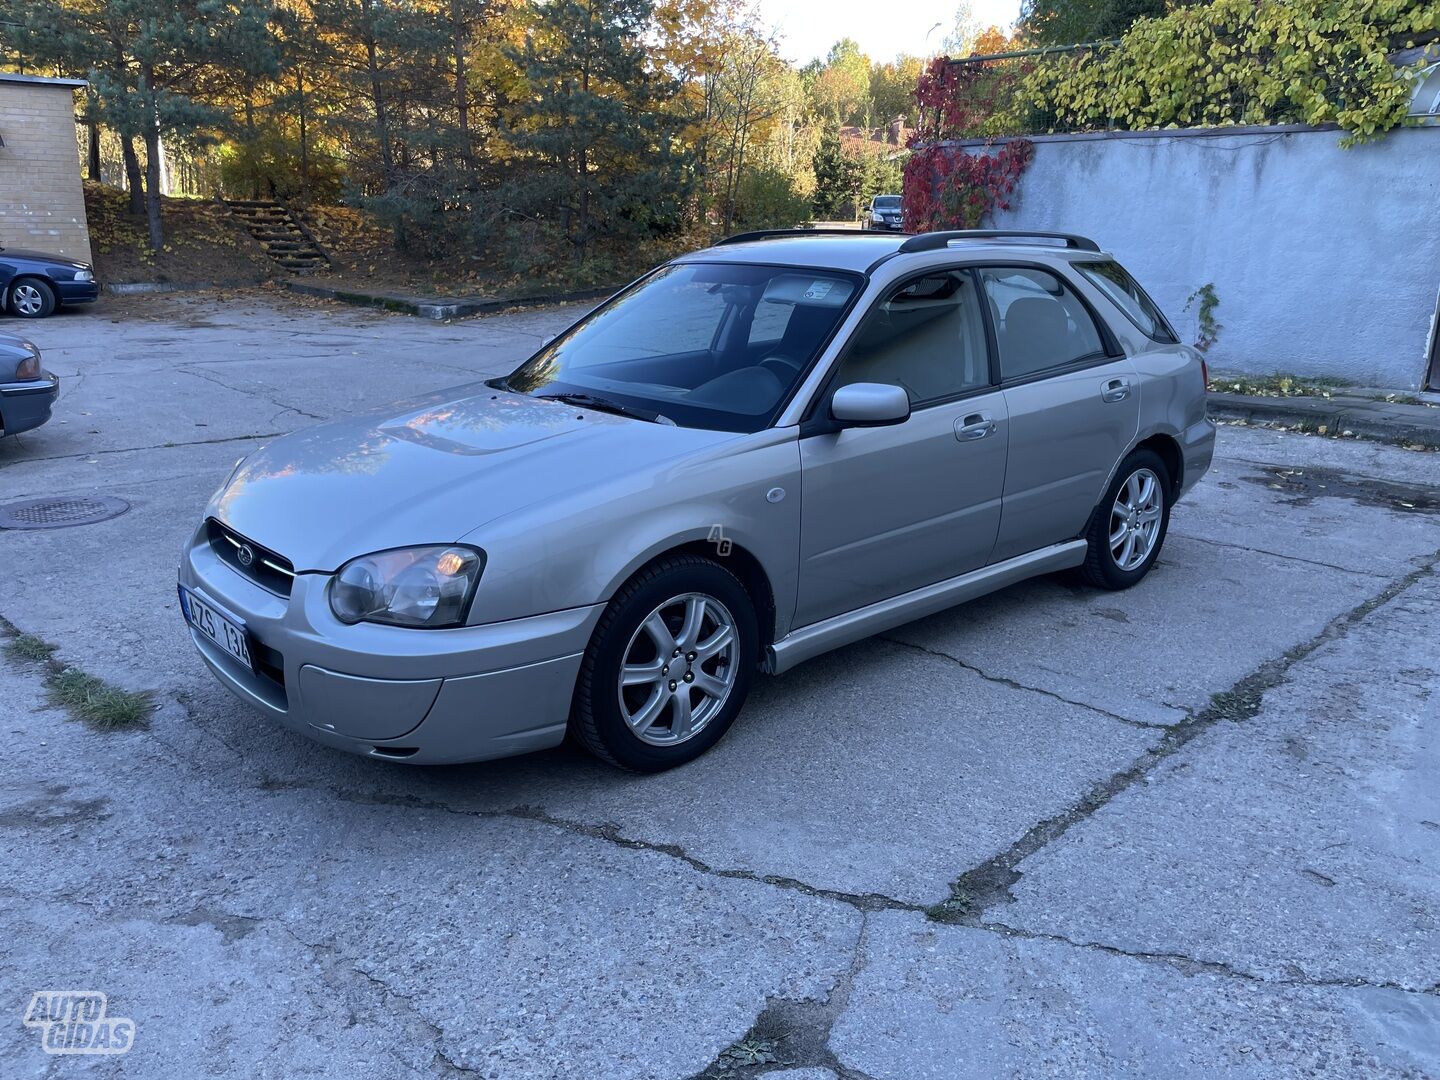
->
[1,247,99,319]
[0,332,59,436]
[865,195,904,231]
[179,227,1213,774]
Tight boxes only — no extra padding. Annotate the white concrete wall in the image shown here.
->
[965,125,1440,389]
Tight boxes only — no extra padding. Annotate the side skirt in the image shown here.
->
[765,540,1088,675]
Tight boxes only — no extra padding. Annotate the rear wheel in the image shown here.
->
[571,556,757,772]
[1079,448,1171,589]
[7,277,56,319]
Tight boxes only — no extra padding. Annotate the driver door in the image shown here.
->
[793,269,1009,627]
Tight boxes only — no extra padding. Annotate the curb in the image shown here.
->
[280,280,621,320]
[104,282,226,295]
[1207,391,1440,448]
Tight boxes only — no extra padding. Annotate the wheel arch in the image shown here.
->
[606,538,778,652]
[1134,431,1184,497]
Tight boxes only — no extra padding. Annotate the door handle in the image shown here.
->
[1102,378,1131,403]
[955,412,995,440]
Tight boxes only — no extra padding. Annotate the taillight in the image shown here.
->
[16,354,40,380]
[1200,357,1209,392]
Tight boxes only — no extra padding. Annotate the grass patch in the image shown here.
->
[6,633,57,662]
[47,668,154,731]
[2,621,153,731]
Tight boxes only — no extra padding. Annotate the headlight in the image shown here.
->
[74,268,94,282]
[16,353,41,380]
[330,545,484,628]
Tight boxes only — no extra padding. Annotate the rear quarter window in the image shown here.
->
[1076,261,1178,344]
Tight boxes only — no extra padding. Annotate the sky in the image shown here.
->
[756,0,1024,66]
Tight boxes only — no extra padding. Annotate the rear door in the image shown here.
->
[978,265,1138,562]
[794,268,1008,627]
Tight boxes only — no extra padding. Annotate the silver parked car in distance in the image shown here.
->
[179,228,1214,771]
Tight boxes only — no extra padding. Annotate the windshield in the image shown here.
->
[873,196,901,209]
[500,262,860,432]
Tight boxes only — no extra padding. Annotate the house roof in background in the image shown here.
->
[0,72,88,89]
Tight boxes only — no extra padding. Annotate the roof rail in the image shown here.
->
[715,228,903,246]
[898,230,1101,253]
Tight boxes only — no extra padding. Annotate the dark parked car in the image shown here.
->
[0,332,59,436]
[1,246,99,319]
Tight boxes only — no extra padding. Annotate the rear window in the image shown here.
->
[1076,261,1177,343]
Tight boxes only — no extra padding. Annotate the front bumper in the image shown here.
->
[0,371,59,436]
[56,280,100,305]
[179,527,605,764]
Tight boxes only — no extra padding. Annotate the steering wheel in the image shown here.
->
[759,354,804,382]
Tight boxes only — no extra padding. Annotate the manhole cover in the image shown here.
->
[0,496,131,530]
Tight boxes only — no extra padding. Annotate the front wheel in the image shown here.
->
[570,556,757,772]
[7,277,56,319]
[1078,449,1171,590]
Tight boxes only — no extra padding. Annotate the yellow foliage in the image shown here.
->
[1010,0,1439,144]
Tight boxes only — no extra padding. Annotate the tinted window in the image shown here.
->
[1076,260,1177,343]
[503,263,858,433]
[836,270,991,404]
[873,196,901,209]
[979,267,1108,381]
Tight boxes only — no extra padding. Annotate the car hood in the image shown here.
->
[0,331,37,360]
[210,385,738,571]
[0,248,90,269]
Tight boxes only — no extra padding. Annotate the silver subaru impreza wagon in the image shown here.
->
[179,229,1214,771]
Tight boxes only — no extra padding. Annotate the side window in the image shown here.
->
[979,267,1109,381]
[1075,260,1178,343]
[835,270,991,404]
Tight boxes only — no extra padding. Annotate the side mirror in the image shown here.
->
[829,383,910,427]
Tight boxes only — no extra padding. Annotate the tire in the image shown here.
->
[7,277,57,319]
[571,555,758,772]
[1078,448,1172,590]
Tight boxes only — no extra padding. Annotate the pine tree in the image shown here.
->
[501,0,691,268]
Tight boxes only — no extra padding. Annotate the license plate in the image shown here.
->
[179,586,253,671]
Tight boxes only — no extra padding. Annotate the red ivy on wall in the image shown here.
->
[902,140,1034,233]
[905,56,1036,232]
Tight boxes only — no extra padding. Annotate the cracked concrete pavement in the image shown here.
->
[2,293,1438,1078]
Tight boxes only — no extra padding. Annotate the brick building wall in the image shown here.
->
[0,75,92,263]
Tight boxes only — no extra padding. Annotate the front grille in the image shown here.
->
[207,519,295,597]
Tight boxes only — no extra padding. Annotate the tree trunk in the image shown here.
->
[244,95,258,199]
[122,136,145,215]
[143,67,164,249]
[85,89,102,181]
[361,0,395,184]
[87,119,102,181]
[453,0,472,171]
[297,69,310,205]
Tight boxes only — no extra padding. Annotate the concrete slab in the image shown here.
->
[829,911,1440,1080]
[992,572,1440,990]
[382,640,1158,906]
[887,535,1379,726]
[0,668,862,1080]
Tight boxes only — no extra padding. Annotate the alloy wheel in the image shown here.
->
[1109,467,1163,571]
[617,592,737,746]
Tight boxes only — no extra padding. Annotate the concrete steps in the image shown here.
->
[223,199,332,275]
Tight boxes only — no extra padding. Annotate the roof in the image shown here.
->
[684,234,911,273]
[0,72,88,89]
[680,230,1106,274]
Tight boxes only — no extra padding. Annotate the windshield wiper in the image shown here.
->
[537,392,675,426]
